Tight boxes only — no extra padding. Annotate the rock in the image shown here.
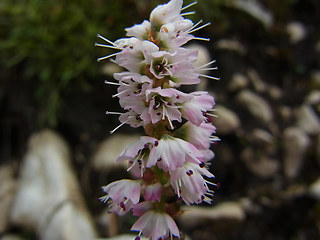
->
[213,105,240,134]
[231,0,273,28]
[91,133,141,172]
[247,69,267,92]
[305,90,320,106]
[283,127,310,179]
[308,177,320,201]
[295,105,320,135]
[286,22,306,44]
[10,129,97,240]
[228,73,249,91]
[0,164,16,233]
[1,234,25,240]
[251,128,275,153]
[215,39,247,55]
[179,201,245,229]
[237,90,273,123]
[241,147,280,178]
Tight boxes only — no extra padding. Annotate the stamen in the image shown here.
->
[104,80,121,86]
[106,111,122,115]
[181,1,197,11]
[188,20,203,32]
[97,52,118,62]
[193,37,210,41]
[198,74,220,80]
[112,89,129,98]
[197,60,217,69]
[198,67,218,71]
[181,11,196,16]
[97,34,117,47]
[94,43,122,50]
[206,112,218,117]
[188,22,211,34]
[110,121,128,134]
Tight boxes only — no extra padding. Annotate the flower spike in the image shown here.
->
[96,0,220,239]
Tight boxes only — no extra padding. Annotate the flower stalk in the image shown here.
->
[96,0,219,239]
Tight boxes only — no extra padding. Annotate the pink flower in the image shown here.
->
[144,48,200,86]
[182,91,215,126]
[170,162,214,205]
[143,182,162,202]
[175,121,217,150]
[100,179,141,215]
[115,39,159,73]
[116,136,157,177]
[148,134,204,172]
[131,211,180,240]
[142,87,192,128]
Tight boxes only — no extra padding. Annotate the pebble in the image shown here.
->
[241,147,280,178]
[179,201,245,229]
[91,133,141,172]
[237,90,273,123]
[247,69,267,93]
[286,22,306,44]
[215,39,247,55]
[308,177,320,201]
[213,105,240,134]
[228,73,249,91]
[10,129,97,240]
[295,105,320,135]
[232,0,273,28]
[283,127,310,179]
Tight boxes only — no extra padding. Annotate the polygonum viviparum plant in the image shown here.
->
[96,0,219,239]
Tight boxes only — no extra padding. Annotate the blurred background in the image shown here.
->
[1,0,320,239]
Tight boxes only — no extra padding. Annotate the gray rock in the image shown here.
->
[241,147,280,178]
[213,105,240,134]
[215,39,247,55]
[180,201,245,229]
[91,133,141,172]
[237,90,273,123]
[251,128,275,153]
[228,73,249,91]
[247,69,267,92]
[308,177,320,201]
[10,129,97,240]
[283,127,310,179]
[295,105,320,135]
[286,22,306,44]
[231,0,273,28]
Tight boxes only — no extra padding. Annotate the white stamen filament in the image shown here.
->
[197,60,217,69]
[193,37,210,41]
[106,111,122,115]
[181,1,197,11]
[206,112,218,117]
[188,22,211,34]
[97,52,118,62]
[110,121,127,134]
[97,34,118,47]
[181,11,195,16]
[198,67,218,71]
[94,43,122,50]
[104,80,121,86]
[112,89,129,98]
[199,74,220,80]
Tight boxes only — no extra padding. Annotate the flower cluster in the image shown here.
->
[96,0,219,239]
